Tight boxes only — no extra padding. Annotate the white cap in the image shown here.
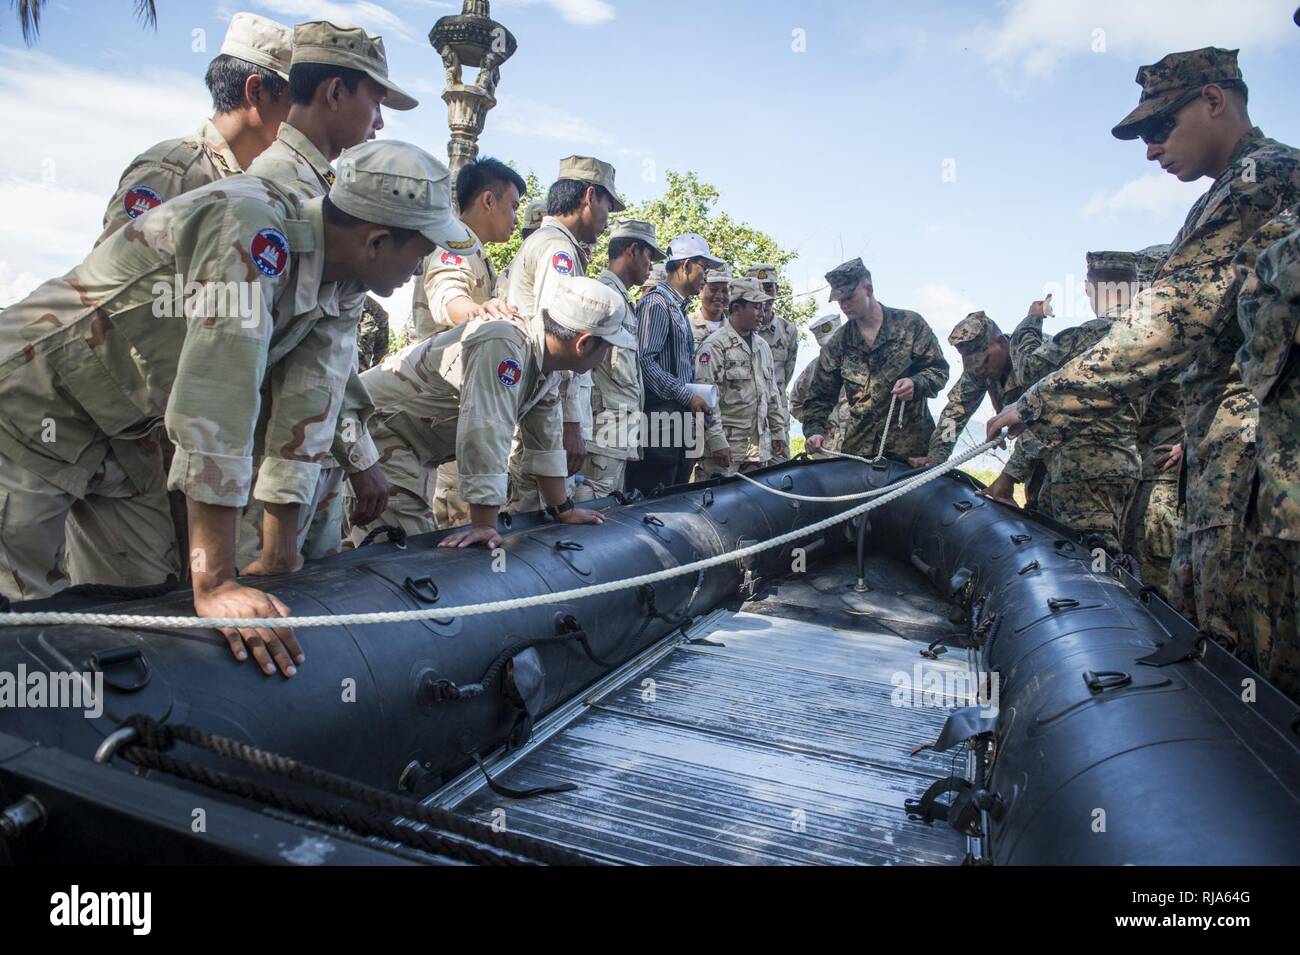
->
[331,141,477,252]
[810,314,841,346]
[220,12,293,81]
[542,276,637,349]
[666,232,724,266]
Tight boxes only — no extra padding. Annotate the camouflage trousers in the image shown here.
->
[1167,521,1198,623]
[0,445,179,601]
[433,460,470,529]
[236,465,345,570]
[1189,523,1251,649]
[574,452,628,501]
[1121,479,1180,598]
[346,419,436,547]
[693,455,765,482]
[1244,531,1300,702]
[1044,479,1136,555]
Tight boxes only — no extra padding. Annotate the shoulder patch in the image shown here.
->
[250,227,290,277]
[440,251,465,267]
[550,251,575,275]
[496,357,523,387]
[123,184,163,219]
[699,352,711,364]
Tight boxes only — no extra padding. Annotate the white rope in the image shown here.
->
[0,436,1002,631]
[872,393,906,463]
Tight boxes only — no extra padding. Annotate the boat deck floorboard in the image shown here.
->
[428,555,973,865]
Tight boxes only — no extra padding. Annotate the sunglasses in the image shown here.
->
[1137,89,1204,145]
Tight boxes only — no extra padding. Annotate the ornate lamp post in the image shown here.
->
[430,1,518,209]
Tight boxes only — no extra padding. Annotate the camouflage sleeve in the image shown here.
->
[328,286,379,474]
[97,159,182,247]
[1020,168,1299,446]
[928,368,988,461]
[789,362,814,423]
[782,322,800,391]
[800,336,844,438]
[167,202,302,508]
[518,386,567,481]
[425,250,477,323]
[767,356,786,441]
[1002,429,1044,483]
[1236,211,1300,405]
[695,340,729,453]
[909,319,949,400]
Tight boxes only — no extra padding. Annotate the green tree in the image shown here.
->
[484,169,816,327]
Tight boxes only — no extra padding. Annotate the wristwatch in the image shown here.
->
[544,497,575,518]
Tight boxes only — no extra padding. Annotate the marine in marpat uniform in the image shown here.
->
[357,296,390,372]
[501,155,625,509]
[989,47,1300,650]
[0,139,454,678]
[1235,207,1300,699]
[579,220,665,500]
[236,19,423,568]
[693,277,786,478]
[746,264,799,462]
[349,277,628,546]
[690,267,730,349]
[789,315,850,455]
[97,12,293,246]
[803,258,949,460]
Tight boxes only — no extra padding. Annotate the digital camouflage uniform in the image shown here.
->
[1018,48,1300,646]
[579,267,643,499]
[1235,208,1300,699]
[357,296,390,372]
[1123,382,1182,595]
[790,359,850,454]
[411,226,499,528]
[693,280,786,479]
[0,176,338,599]
[236,120,382,566]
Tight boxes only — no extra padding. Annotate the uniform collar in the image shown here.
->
[276,121,336,189]
[1226,126,1269,169]
[292,197,328,316]
[598,267,630,301]
[538,216,589,270]
[198,119,242,175]
[722,319,753,352]
[843,303,898,352]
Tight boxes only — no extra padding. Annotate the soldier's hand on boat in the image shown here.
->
[891,377,915,400]
[193,580,302,678]
[986,406,1025,440]
[439,525,502,549]
[771,440,786,458]
[555,505,604,527]
[1154,442,1184,472]
[977,473,1018,506]
[347,463,390,527]
[806,434,825,453]
[563,421,586,475]
[712,445,733,468]
[908,455,939,468]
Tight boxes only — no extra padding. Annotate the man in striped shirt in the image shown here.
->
[627,233,725,493]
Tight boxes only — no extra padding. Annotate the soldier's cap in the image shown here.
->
[704,266,732,284]
[556,155,626,212]
[825,257,870,302]
[221,13,293,81]
[1111,47,1243,141]
[1085,250,1139,278]
[520,199,547,231]
[744,263,780,284]
[727,276,773,305]
[667,232,724,266]
[810,314,841,346]
[542,276,637,349]
[291,21,418,111]
[331,141,477,253]
[609,219,667,260]
[948,311,1002,356]
[1134,243,1172,282]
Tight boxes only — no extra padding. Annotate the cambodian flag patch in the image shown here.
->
[496,357,523,387]
[699,352,711,364]
[123,185,162,219]
[250,228,290,277]
[550,251,574,275]
[440,251,465,266]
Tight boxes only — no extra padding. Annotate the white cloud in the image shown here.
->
[1082,172,1207,218]
[247,0,413,39]
[499,0,616,26]
[494,95,617,146]
[967,0,1296,88]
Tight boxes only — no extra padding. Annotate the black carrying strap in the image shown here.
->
[468,751,578,800]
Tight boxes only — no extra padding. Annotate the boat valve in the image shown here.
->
[0,795,46,843]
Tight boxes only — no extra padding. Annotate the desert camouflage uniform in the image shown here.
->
[790,359,850,454]
[501,215,589,510]
[1235,208,1300,698]
[578,268,642,499]
[758,313,799,458]
[693,322,785,479]
[1018,127,1300,645]
[1013,314,1141,553]
[801,306,949,460]
[97,120,243,246]
[1122,382,1182,595]
[348,314,566,543]
[236,122,379,566]
[689,308,722,351]
[0,176,338,599]
[410,226,498,527]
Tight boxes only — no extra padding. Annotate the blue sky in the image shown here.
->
[2,0,1298,457]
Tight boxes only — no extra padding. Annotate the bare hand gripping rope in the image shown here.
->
[0,433,1004,631]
